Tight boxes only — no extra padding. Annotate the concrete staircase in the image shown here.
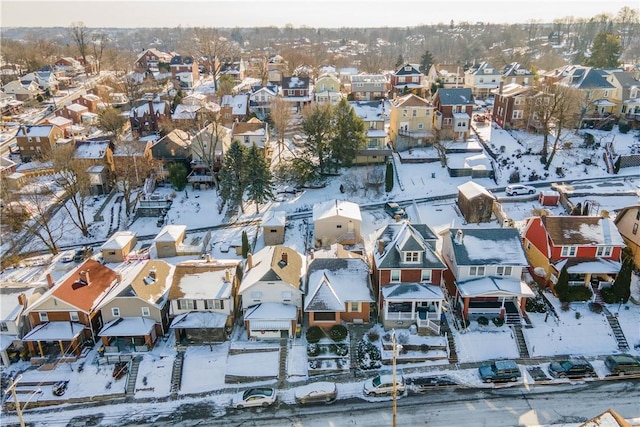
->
[439,316,458,364]
[511,326,531,359]
[170,351,184,394]
[125,356,141,395]
[277,339,288,386]
[603,307,630,351]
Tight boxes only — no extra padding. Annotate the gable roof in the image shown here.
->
[103,260,174,308]
[169,258,238,300]
[446,227,528,266]
[101,230,137,251]
[435,88,474,106]
[16,125,57,138]
[457,180,495,199]
[374,222,445,270]
[305,258,374,311]
[282,76,310,89]
[240,246,303,293]
[395,63,422,75]
[312,199,362,222]
[541,216,625,246]
[559,67,615,90]
[154,224,187,243]
[502,62,533,77]
[74,140,110,160]
[232,120,267,137]
[262,210,286,227]
[392,93,430,108]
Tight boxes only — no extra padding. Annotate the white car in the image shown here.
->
[231,387,276,409]
[505,184,537,196]
[363,374,405,397]
[60,251,75,263]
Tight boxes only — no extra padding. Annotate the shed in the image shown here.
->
[262,210,286,245]
[100,230,137,263]
[539,190,560,206]
[154,225,187,258]
[457,181,496,224]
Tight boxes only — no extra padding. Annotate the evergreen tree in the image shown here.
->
[587,32,622,68]
[419,50,435,74]
[218,141,248,213]
[167,163,188,191]
[395,54,404,69]
[554,266,569,302]
[611,250,632,303]
[385,162,394,192]
[301,104,334,174]
[241,230,250,258]
[329,98,366,171]
[245,143,274,213]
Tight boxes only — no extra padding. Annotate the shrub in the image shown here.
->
[356,340,381,370]
[367,330,380,342]
[555,167,565,178]
[492,317,505,327]
[589,302,603,314]
[601,286,617,304]
[460,318,471,329]
[566,286,592,302]
[477,316,489,326]
[306,326,324,343]
[307,343,319,356]
[335,344,348,356]
[508,170,521,183]
[561,301,571,312]
[420,344,430,353]
[397,332,409,345]
[526,296,548,313]
[618,122,631,134]
[528,171,540,181]
[329,324,348,342]
[575,312,581,320]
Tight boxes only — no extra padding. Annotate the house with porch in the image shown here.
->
[464,62,502,99]
[281,76,312,112]
[390,63,427,96]
[426,64,465,90]
[491,83,537,130]
[349,100,392,165]
[349,74,388,101]
[388,93,435,152]
[248,84,279,120]
[231,118,271,159]
[305,257,374,327]
[312,199,362,247]
[432,88,474,141]
[522,215,626,292]
[238,246,304,340]
[371,222,447,334]
[614,205,640,270]
[440,227,534,323]
[97,260,174,353]
[168,257,241,345]
[314,73,343,105]
[22,260,119,361]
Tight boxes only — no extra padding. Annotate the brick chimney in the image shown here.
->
[17,293,27,306]
[247,253,253,269]
[281,251,288,265]
[225,268,231,282]
[79,270,90,285]
[46,273,55,288]
[205,253,212,263]
[309,249,314,260]
[377,239,385,255]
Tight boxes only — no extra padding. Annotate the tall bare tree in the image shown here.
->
[69,21,90,76]
[269,97,293,162]
[191,27,238,91]
[17,184,65,254]
[91,32,109,74]
[113,140,157,217]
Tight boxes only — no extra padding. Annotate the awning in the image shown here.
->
[553,258,621,274]
[593,99,616,107]
[382,283,444,301]
[249,320,291,330]
[98,317,156,337]
[457,277,535,298]
[22,322,85,342]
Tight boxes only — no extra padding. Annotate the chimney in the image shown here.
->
[149,269,156,279]
[116,272,122,283]
[281,252,288,265]
[46,273,55,288]
[205,253,211,263]
[498,81,504,96]
[17,293,27,306]
[309,249,314,260]
[247,252,253,269]
[455,229,464,245]
[225,268,231,282]
[79,270,90,285]
[377,239,385,255]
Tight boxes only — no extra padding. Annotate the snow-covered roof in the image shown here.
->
[221,94,248,115]
[171,264,232,300]
[542,216,625,246]
[0,334,16,352]
[47,116,72,127]
[373,222,444,270]
[382,283,444,301]
[101,231,136,251]
[305,258,374,311]
[349,100,386,122]
[154,225,187,243]
[312,199,362,222]
[16,125,56,138]
[170,311,228,329]
[240,246,303,293]
[244,302,297,320]
[457,276,534,298]
[553,258,622,274]
[436,88,474,105]
[0,286,36,323]
[74,140,110,160]
[22,321,85,341]
[66,103,88,113]
[98,317,156,337]
[262,210,286,227]
[446,227,529,266]
[457,180,495,199]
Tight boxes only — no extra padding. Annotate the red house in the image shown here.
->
[522,216,626,291]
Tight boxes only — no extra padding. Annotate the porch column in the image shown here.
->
[58,340,64,354]
[463,297,470,319]
[500,297,506,319]
[383,300,389,322]
[145,335,153,348]
[411,301,416,320]
[435,301,442,317]
[37,341,44,357]
[585,273,592,287]
[520,297,527,313]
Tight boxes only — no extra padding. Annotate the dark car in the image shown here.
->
[478,360,521,383]
[73,246,93,262]
[548,358,596,379]
[406,375,457,391]
[604,354,640,376]
[384,202,408,219]
[293,381,338,404]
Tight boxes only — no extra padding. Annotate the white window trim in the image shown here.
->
[112,307,120,317]
[347,302,361,312]
[404,251,421,263]
[70,311,79,322]
[141,307,151,317]
[390,270,401,282]
[421,270,432,282]
[560,246,577,257]
[39,312,49,322]
[596,246,613,257]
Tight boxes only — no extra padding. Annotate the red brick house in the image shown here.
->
[432,88,475,141]
[491,82,536,130]
[129,100,170,137]
[522,215,626,291]
[281,76,312,112]
[390,63,426,96]
[135,48,172,72]
[15,124,64,162]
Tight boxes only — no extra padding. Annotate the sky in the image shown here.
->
[1,0,638,28]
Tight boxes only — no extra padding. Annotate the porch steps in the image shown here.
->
[505,313,522,325]
[511,326,530,359]
[439,315,458,364]
[277,339,288,385]
[592,286,605,304]
[603,307,629,351]
[125,356,141,395]
[170,351,184,394]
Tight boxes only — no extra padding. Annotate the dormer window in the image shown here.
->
[560,246,577,257]
[404,66,411,71]
[404,251,420,263]
[596,246,613,257]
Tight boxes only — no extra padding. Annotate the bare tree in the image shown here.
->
[50,143,92,237]
[97,107,128,140]
[69,21,90,76]
[113,140,157,216]
[269,97,293,162]
[191,27,239,91]
[17,184,65,254]
[91,32,109,74]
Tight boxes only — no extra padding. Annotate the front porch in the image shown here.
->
[553,258,620,294]
[170,311,230,345]
[98,317,158,354]
[381,283,445,335]
[21,321,87,361]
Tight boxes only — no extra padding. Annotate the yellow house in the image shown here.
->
[614,205,640,270]
[314,73,343,105]
[388,93,435,152]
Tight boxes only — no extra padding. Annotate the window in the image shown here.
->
[514,97,524,105]
[70,312,79,322]
[404,251,420,263]
[178,299,195,310]
[0,322,8,332]
[412,109,417,117]
[282,291,292,301]
[390,270,401,282]
[402,109,408,117]
[560,246,577,257]
[141,307,150,317]
[111,307,120,317]
[270,229,277,233]
[512,110,523,119]
[469,266,485,276]
[418,123,424,129]
[421,270,432,282]
[497,266,512,276]
[348,302,360,312]
[39,312,49,322]
[596,246,613,257]
[251,291,262,301]
[443,118,452,126]
[526,241,531,250]
[336,224,342,229]
[314,312,335,321]
[633,223,638,235]
[205,300,224,310]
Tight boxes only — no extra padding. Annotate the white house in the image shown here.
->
[312,199,362,247]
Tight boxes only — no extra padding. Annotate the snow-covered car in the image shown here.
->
[294,381,338,404]
[60,251,75,263]
[548,358,596,379]
[363,374,405,397]
[505,184,537,196]
[231,387,276,409]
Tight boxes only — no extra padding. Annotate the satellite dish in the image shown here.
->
[533,267,546,277]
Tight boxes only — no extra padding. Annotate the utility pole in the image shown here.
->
[392,329,398,427]
[4,375,26,427]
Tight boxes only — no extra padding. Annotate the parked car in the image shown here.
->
[384,202,408,219]
[505,184,537,196]
[232,387,277,409]
[548,358,596,379]
[604,354,640,376]
[60,251,75,263]
[294,381,338,404]
[478,360,521,383]
[406,375,458,391]
[363,374,405,397]
[73,246,93,262]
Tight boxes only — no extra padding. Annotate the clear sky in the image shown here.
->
[1,0,637,28]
